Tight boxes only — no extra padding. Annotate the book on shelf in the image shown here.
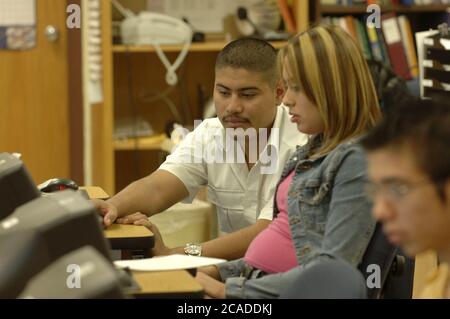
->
[320,0,450,5]
[321,13,422,79]
[366,24,384,61]
[344,16,358,41]
[354,18,373,59]
[398,15,419,77]
[324,0,370,4]
[375,25,392,68]
[319,0,449,80]
[277,0,296,33]
[381,12,412,80]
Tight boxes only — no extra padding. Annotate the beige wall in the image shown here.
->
[149,200,218,248]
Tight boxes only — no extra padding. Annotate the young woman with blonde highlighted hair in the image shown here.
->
[279,24,381,157]
[198,25,383,299]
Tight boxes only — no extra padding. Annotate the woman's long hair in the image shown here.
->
[278,25,382,157]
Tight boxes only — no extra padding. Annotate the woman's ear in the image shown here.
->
[275,80,285,105]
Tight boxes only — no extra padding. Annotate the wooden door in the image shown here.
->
[0,0,71,184]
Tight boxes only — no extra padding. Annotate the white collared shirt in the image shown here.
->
[159,105,307,234]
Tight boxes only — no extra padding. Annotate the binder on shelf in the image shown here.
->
[398,15,419,78]
[376,23,392,68]
[277,0,296,33]
[344,16,358,41]
[366,24,384,62]
[354,18,372,59]
[381,12,412,80]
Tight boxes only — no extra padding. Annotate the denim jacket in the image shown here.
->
[219,136,376,299]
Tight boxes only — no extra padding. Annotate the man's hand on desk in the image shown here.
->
[91,199,119,226]
[117,212,173,256]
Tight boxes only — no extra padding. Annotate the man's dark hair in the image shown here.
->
[362,97,450,199]
[215,38,278,87]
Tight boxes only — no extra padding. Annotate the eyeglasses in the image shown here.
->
[365,179,433,201]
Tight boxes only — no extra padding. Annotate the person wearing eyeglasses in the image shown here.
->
[361,97,450,299]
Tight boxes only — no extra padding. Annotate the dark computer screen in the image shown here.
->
[0,190,114,297]
[0,153,40,220]
[0,190,112,265]
[19,246,126,299]
[0,230,49,298]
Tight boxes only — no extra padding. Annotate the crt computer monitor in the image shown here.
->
[0,190,113,297]
[0,152,40,220]
[0,230,49,298]
[19,246,126,299]
[0,190,112,261]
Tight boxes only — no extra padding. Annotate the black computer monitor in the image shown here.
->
[0,153,40,220]
[0,190,112,263]
[0,190,114,298]
[0,230,49,298]
[19,246,126,299]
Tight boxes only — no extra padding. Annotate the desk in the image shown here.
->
[81,186,155,254]
[104,224,154,251]
[80,186,110,199]
[77,186,201,298]
[99,202,202,298]
[131,270,204,299]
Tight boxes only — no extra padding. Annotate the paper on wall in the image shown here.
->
[0,0,35,26]
[0,0,36,50]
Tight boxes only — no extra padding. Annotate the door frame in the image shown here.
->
[67,0,84,184]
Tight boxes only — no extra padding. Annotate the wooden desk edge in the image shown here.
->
[131,270,204,298]
[104,224,154,239]
[104,224,154,250]
[81,186,109,199]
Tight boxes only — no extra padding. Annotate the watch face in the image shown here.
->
[185,243,202,256]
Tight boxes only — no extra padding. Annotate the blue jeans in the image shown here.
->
[217,258,313,299]
[218,258,267,281]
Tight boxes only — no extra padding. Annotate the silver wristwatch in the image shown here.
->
[184,243,202,256]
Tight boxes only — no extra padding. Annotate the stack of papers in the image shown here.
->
[114,254,226,272]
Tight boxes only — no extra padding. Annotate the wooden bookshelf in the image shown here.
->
[113,41,288,54]
[310,0,449,84]
[320,4,450,14]
[113,134,171,151]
